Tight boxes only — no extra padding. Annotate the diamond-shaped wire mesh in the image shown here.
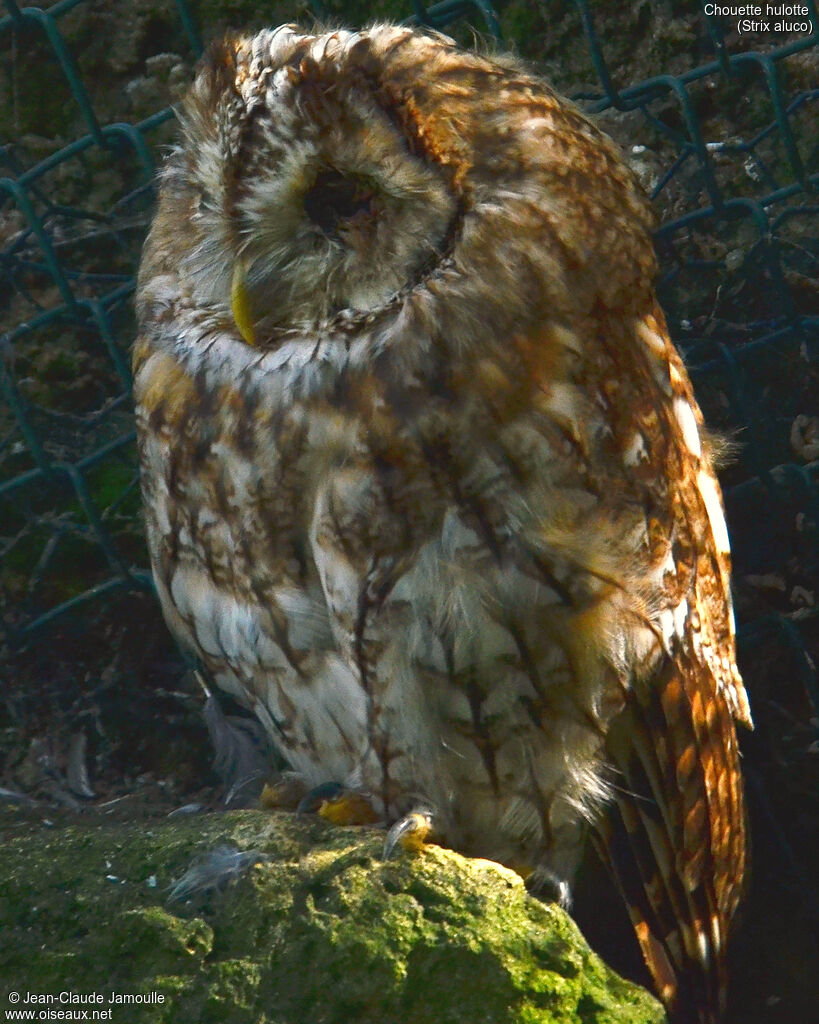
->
[0,3,817,1015]
[1,1,815,648]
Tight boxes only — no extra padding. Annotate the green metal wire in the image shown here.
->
[0,0,816,726]
[0,3,103,145]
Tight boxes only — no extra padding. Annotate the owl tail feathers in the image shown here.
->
[592,784,726,1024]
[595,658,748,1024]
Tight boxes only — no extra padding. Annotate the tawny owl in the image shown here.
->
[134,24,752,1023]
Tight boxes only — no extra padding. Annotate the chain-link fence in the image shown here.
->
[1,0,816,648]
[1,2,817,1019]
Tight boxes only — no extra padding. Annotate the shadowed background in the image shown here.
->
[1,3,817,1021]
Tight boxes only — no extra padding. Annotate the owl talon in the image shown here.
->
[526,866,573,910]
[295,781,380,826]
[382,809,435,860]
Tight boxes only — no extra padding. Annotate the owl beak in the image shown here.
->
[231,260,256,346]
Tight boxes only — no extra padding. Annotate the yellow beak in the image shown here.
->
[231,260,256,346]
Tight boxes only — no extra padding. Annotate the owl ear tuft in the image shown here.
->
[197,36,240,97]
[182,36,242,146]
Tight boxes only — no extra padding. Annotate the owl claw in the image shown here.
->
[295,781,380,826]
[528,867,573,910]
[382,809,435,860]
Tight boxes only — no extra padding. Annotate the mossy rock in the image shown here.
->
[0,809,665,1024]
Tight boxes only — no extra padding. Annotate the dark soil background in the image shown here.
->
[1,3,817,1022]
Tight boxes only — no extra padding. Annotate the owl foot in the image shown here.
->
[295,781,381,826]
[382,809,436,859]
[259,772,311,811]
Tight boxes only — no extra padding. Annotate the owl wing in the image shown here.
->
[599,659,747,1023]
[594,307,751,1024]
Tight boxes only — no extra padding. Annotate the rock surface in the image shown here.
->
[0,809,665,1024]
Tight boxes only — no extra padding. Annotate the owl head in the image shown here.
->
[171,25,476,338]
[143,24,654,353]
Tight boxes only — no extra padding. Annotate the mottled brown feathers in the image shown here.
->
[135,25,750,1024]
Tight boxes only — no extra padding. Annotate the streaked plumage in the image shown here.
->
[134,25,751,1022]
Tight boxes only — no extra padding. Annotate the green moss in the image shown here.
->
[0,810,665,1024]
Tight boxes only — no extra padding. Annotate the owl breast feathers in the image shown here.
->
[134,24,752,1023]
